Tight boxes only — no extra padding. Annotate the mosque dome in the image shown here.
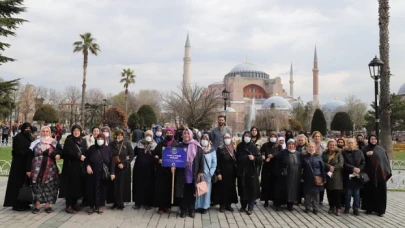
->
[398,83,405,95]
[225,62,270,79]
[262,96,292,110]
[323,98,346,112]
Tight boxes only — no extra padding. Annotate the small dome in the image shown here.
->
[218,107,236,113]
[225,62,269,79]
[398,83,405,95]
[262,96,292,110]
[323,99,346,112]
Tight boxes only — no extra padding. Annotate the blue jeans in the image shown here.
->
[345,188,360,210]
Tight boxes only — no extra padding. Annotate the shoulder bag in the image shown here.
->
[113,142,124,166]
[97,149,110,180]
[204,156,217,184]
[196,175,208,197]
[308,158,324,186]
[17,177,34,203]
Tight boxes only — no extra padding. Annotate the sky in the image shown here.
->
[1,0,405,105]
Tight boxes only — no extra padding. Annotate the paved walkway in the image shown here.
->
[0,177,404,228]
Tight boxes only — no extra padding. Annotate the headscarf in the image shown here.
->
[200,133,214,153]
[40,126,55,151]
[183,129,201,169]
[368,134,377,148]
[165,127,175,147]
[222,133,235,157]
[71,124,83,142]
[21,122,33,140]
[278,136,286,149]
[154,125,164,143]
[145,130,153,138]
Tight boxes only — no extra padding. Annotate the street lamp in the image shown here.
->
[102,98,107,125]
[221,88,230,116]
[368,56,384,144]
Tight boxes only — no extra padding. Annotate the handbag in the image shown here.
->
[97,149,110,180]
[357,172,370,184]
[17,178,34,203]
[308,159,324,186]
[113,142,124,166]
[196,176,209,197]
[204,156,217,184]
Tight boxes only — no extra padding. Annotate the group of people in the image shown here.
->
[3,116,392,219]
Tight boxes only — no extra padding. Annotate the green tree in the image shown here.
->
[137,105,157,128]
[127,112,142,131]
[311,108,327,136]
[289,119,303,131]
[73,32,101,127]
[105,106,127,129]
[120,68,136,116]
[0,0,27,64]
[0,78,19,120]
[291,99,313,131]
[378,0,393,158]
[33,104,58,124]
[331,112,353,136]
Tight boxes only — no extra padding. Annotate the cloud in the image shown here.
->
[1,0,404,107]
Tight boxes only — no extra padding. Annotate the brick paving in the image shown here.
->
[0,177,405,228]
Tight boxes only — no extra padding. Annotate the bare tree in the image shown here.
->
[378,0,393,158]
[162,84,220,130]
[64,86,81,126]
[344,95,368,130]
[18,83,36,122]
[135,89,161,116]
[86,88,105,104]
[254,109,290,132]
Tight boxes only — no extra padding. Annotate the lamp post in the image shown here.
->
[221,88,230,117]
[368,56,384,144]
[102,98,107,125]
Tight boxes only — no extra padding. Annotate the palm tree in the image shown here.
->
[73,33,101,127]
[378,0,393,159]
[120,68,136,116]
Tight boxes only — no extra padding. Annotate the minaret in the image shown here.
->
[183,33,191,88]
[289,63,294,98]
[312,46,319,107]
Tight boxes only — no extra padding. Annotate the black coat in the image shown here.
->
[107,140,134,205]
[342,149,365,189]
[174,143,204,198]
[132,140,156,206]
[3,132,33,209]
[212,146,238,206]
[153,140,179,208]
[236,141,262,201]
[301,152,325,193]
[260,142,282,201]
[59,136,87,200]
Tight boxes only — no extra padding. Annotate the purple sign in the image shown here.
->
[162,147,187,168]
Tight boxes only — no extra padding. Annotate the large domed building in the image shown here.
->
[398,83,405,99]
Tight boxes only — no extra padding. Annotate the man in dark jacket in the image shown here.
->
[132,124,144,146]
[343,138,365,216]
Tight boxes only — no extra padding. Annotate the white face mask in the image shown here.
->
[244,137,251,143]
[97,140,104,146]
[270,137,277,143]
[201,140,209,147]
[156,132,162,137]
[224,139,231,145]
[103,132,110,137]
[145,136,152,142]
[42,136,50,140]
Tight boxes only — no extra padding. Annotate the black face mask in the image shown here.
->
[24,130,32,135]
[166,135,173,141]
[337,145,344,149]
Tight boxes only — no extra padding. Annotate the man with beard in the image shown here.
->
[356,134,366,150]
[210,116,232,150]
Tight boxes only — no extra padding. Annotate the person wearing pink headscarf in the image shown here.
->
[30,126,61,214]
[172,129,204,218]
[153,127,178,214]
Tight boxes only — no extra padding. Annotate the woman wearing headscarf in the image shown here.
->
[343,138,365,216]
[361,135,392,217]
[278,137,286,150]
[85,133,115,214]
[211,133,238,212]
[322,140,344,216]
[132,130,157,210]
[153,127,178,214]
[301,142,326,214]
[101,126,113,146]
[236,131,262,215]
[272,139,301,211]
[195,133,217,214]
[285,130,294,143]
[154,125,164,144]
[108,129,134,210]
[260,131,282,207]
[30,126,61,214]
[61,125,87,213]
[83,127,100,149]
[250,126,263,150]
[3,122,34,211]
[172,129,204,218]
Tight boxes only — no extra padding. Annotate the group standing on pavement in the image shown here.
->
[2,116,392,219]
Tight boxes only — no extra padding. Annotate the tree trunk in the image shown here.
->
[125,88,128,117]
[378,0,393,159]
[81,51,88,128]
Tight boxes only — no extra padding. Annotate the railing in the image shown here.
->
[0,160,62,176]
